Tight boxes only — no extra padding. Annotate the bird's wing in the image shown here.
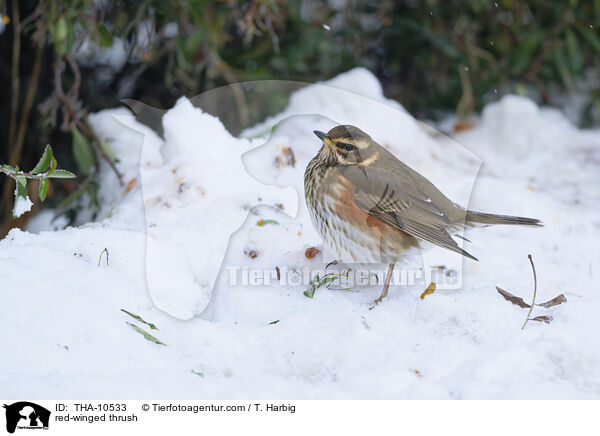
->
[341,163,477,260]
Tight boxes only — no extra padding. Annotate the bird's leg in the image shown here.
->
[374,263,395,304]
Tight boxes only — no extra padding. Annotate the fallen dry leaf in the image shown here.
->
[496,286,531,308]
[453,121,474,132]
[275,146,296,168]
[125,178,137,192]
[537,294,567,308]
[530,315,553,324]
[420,282,436,300]
[305,247,321,259]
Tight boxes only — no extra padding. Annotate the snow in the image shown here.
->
[133,97,296,319]
[2,68,600,399]
[12,192,33,218]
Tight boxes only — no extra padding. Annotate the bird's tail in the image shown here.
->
[465,210,543,227]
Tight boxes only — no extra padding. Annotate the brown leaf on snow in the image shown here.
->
[125,178,137,192]
[530,315,553,324]
[420,282,436,300]
[537,294,567,308]
[305,247,321,259]
[453,121,474,132]
[275,146,296,168]
[496,286,531,308]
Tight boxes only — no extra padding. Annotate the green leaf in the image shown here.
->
[48,169,77,179]
[121,309,159,330]
[514,83,527,96]
[100,139,117,161]
[98,24,114,47]
[126,322,166,346]
[56,15,68,40]
[71,126,95,175]
[47,156,57,175]
[1,164,16,174]
[39,178,49,202]
[13,176,30,218]
[52,16,69,56]
[268,320,280,325]
[32,145,53,174]
[15,175,27,197]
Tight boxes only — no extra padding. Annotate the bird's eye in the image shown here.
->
[344,144,355,151]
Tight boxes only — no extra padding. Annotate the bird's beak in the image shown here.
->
[314,130,335,148]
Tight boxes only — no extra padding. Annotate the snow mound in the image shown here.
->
[137,97,297,319]
[2,68,600,399]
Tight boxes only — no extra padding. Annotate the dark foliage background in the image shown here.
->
[1,0,599,235]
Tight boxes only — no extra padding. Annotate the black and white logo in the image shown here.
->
[3,402,50,434]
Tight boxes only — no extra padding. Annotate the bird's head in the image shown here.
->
[313,125,379,166]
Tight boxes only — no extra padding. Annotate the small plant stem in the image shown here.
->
[521,254,538,330]
[98,248,109,266]
[53,58,123,184]
[0,167,52,180]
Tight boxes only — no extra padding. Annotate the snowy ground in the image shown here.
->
[2,68,599,399]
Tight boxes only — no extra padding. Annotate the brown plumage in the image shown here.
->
[304,125,542,304]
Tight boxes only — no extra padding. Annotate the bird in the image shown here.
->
[304,124,542,304]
